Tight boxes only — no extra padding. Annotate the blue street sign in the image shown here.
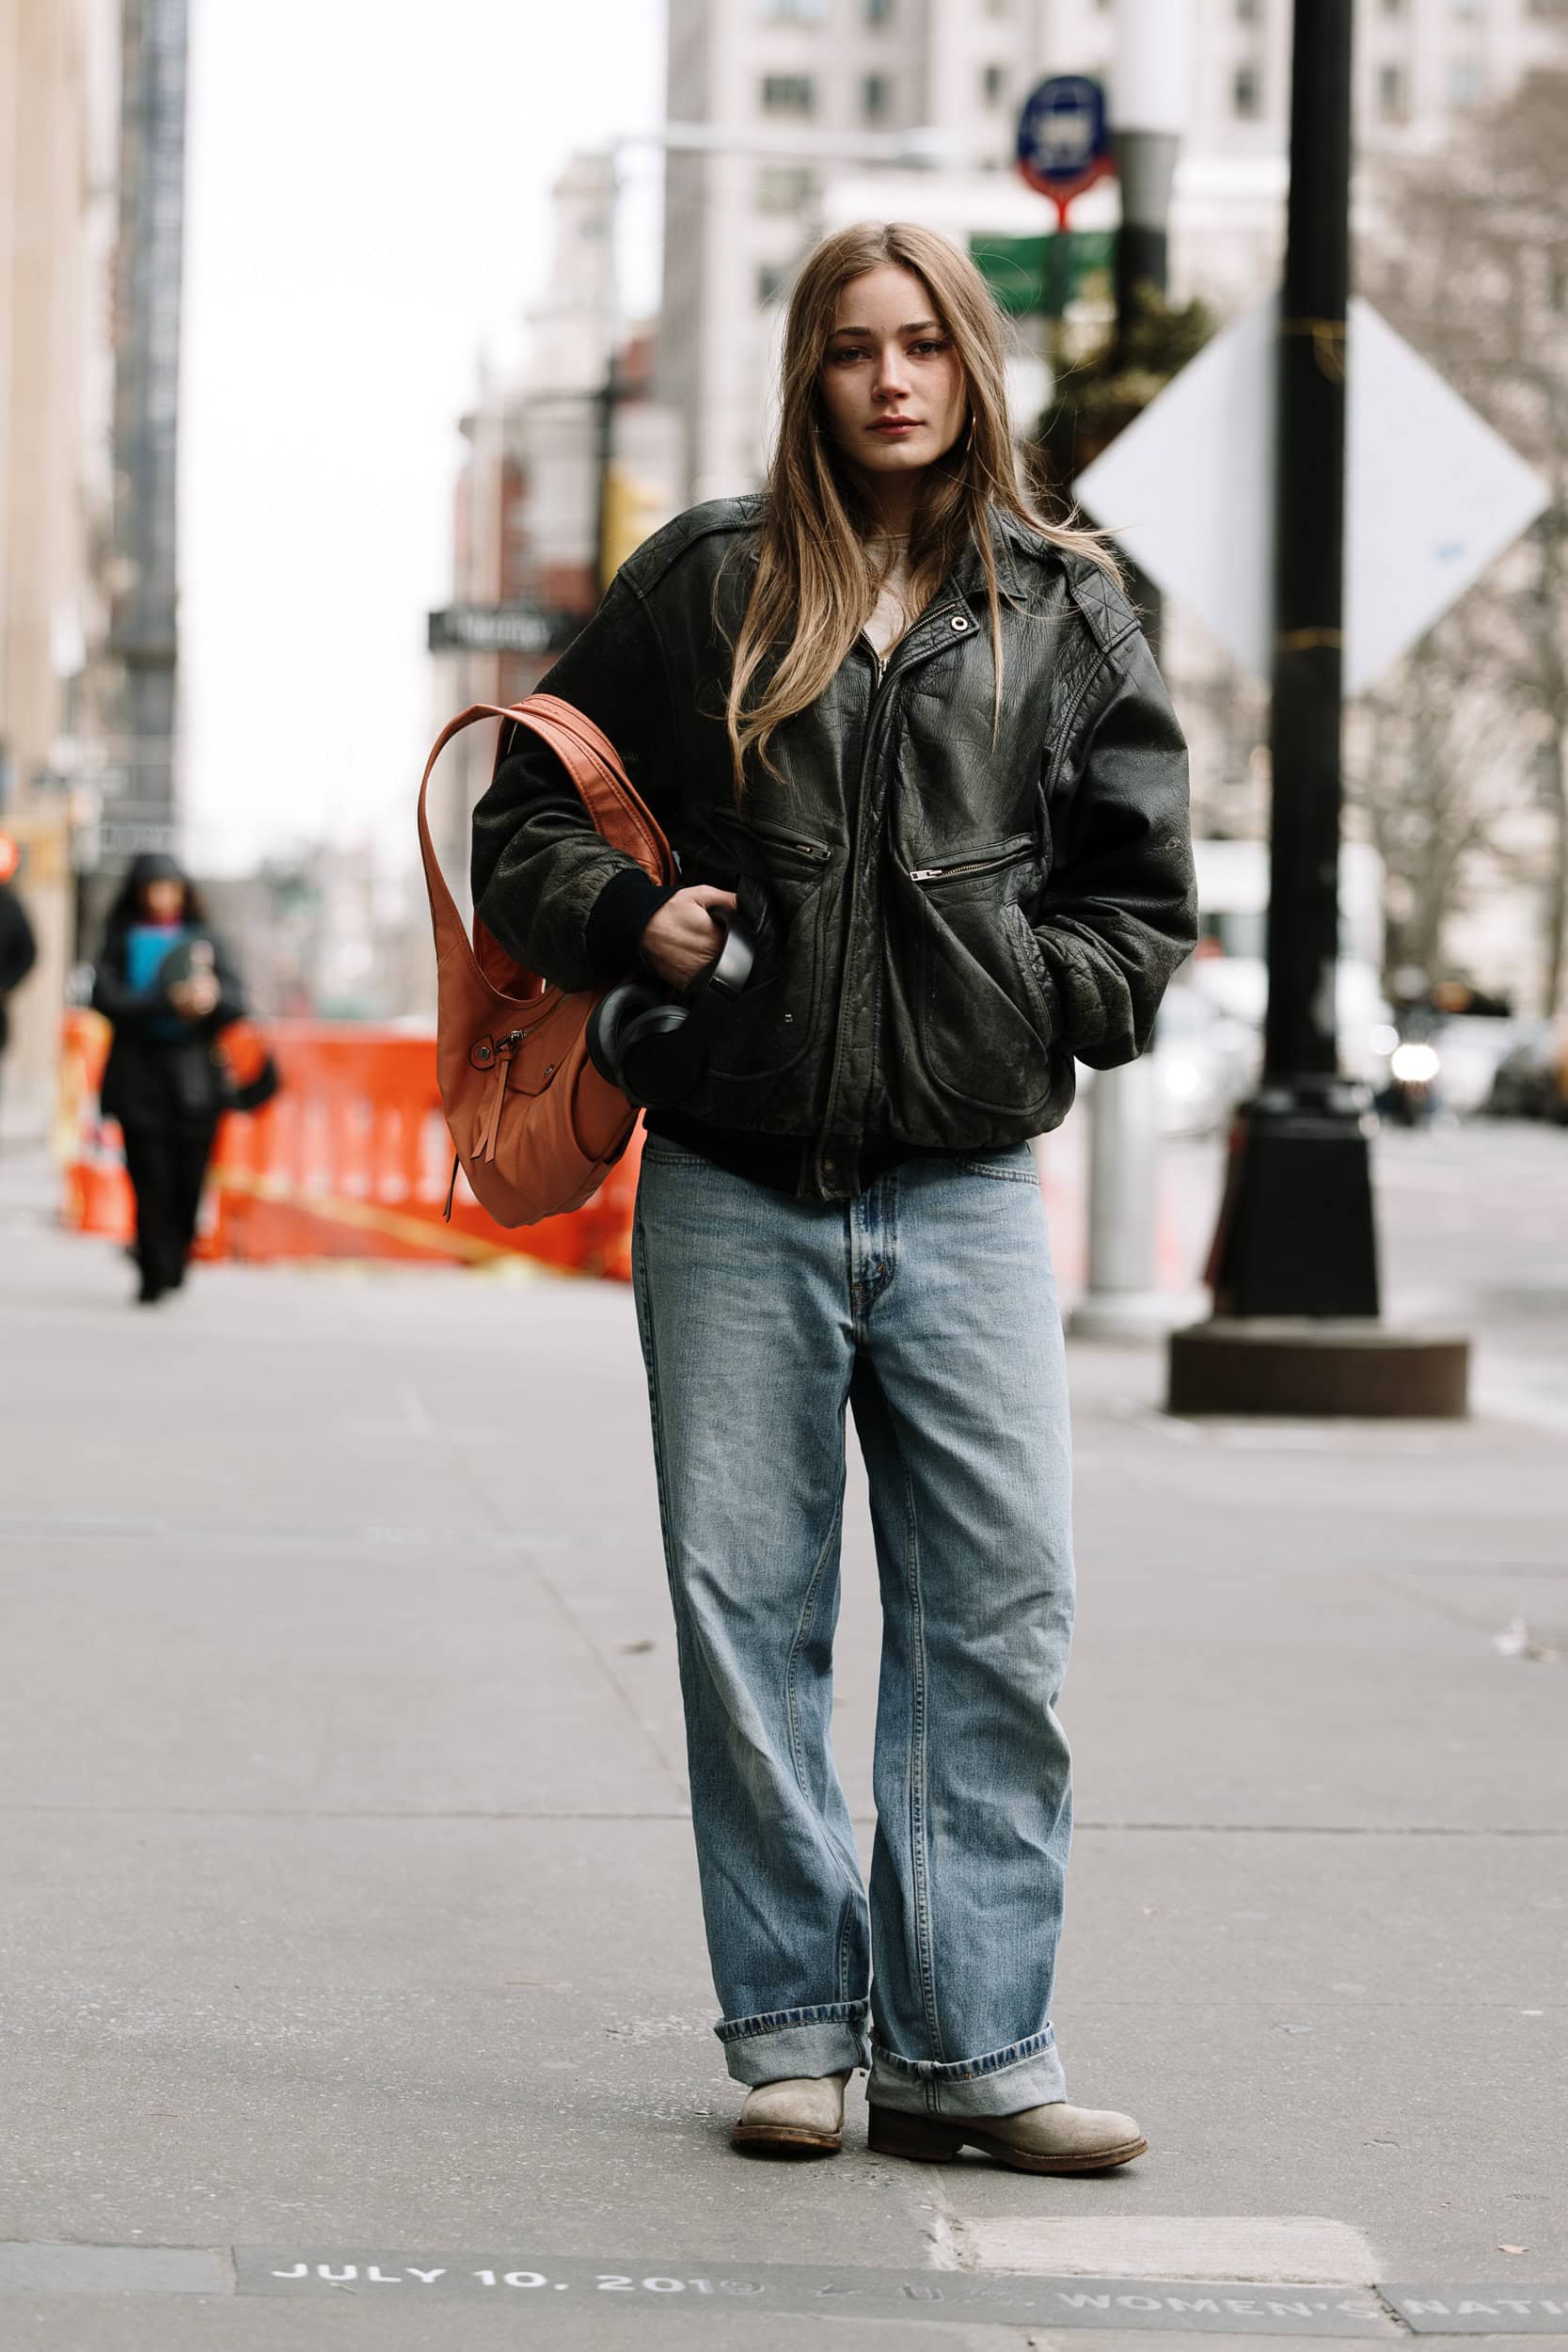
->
[1016,75,1113,220]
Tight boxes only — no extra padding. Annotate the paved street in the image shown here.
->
[1,1125,1565,2351]
[1044,1119,1568,1432]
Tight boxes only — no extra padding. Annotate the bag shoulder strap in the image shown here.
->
[521,694,673,882]
[417,694,675,946]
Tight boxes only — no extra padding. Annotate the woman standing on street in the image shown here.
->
[90,852,245,1305]
[472,224,1195,2169]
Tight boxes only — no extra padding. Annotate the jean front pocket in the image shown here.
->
[638,1134,710,1169]
[953,1142,1041,1184]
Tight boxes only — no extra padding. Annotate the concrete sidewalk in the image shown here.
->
[1,1145,1564,2351]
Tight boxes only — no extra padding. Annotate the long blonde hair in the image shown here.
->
[723,220,1117,793]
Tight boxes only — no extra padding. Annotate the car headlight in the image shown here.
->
[1160,1057,1205,1102]
[1389,1041,1441,1083]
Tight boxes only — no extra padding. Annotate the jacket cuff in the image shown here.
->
[585,866,678,984]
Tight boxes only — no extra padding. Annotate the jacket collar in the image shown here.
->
[948,502,1037,607]
[890,507,1033,657]
[741,491,1046,607]
[749,499,1041,660]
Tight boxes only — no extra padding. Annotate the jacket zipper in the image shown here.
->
[907,846,1029,883]
[755,832,830,863]
[716,810,832,863]
[816,602,964,1179]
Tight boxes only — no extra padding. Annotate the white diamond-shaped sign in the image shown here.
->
[1073,293,1550,697]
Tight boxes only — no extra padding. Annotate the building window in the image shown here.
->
[758,0,827,20]
[1232,62,1262,117]
[755,164,815,213]
[1377,61,1407,119]
[1527,0,1567,16]
[761,72,816,114]
[861,0,895,21]
[1449,0,1483,15]
[757,262,790,306]
[1380,0,1404,13]
[862,72,891,121]
[1448,56,1484,103]
[981,62,1008,106]
[984,0,1011,15]
[1235,0,1261,18]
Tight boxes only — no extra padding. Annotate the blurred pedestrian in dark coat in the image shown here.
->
[90,852,245,1304]
[0,876,38,1101]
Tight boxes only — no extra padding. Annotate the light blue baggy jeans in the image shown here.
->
[631,1136,1075,2119]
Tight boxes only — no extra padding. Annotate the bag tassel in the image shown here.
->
[471,1057,509,1164]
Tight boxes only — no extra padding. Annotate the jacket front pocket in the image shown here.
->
[705,810,832,1082]
[904,853,1055,1117]
[1004,901,1058,1036]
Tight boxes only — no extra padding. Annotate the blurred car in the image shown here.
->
[1148,980,1259,1136]
[1423,1013,1534,1118]
[1188,838,1394,1085]
[1483,1018,1568,1123]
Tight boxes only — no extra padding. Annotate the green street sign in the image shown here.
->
[969,230,1114,318]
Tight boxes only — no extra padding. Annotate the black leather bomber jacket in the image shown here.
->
[470,492,1197,1203]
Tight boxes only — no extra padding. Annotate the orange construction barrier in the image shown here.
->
[57,1011,641,1279]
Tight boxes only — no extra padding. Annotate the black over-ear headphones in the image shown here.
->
[588,907,757,1109]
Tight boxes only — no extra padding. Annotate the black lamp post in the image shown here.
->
[1213,0,1380,1323]
[1166,0,1468,1415]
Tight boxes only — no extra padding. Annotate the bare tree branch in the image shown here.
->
[1358,70,1568,1007]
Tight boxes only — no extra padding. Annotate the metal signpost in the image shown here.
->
[1017,66,1166,1341]
[1015,75,1113,371]
[1066,1,1198,1342]
[1108,0,1191,353]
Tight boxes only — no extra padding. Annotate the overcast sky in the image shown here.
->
[179,0,664,878]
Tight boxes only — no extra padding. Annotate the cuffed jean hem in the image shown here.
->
[715,2002,872,2087]
[866,2029,1068,2119]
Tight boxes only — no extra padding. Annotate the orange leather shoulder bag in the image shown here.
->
[418,692,674,1227]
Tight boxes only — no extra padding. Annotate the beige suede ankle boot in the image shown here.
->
[732,2069,852,2155]
[867,2099,1146,2173]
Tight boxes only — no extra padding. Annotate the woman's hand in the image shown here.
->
[168,973,220,1018]
[640,885,738,991]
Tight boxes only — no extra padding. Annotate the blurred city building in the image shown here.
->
[0,0,120,1137]
[5,0,436,1108]
[199,850,432,1028]
[427,150,680,946]
[100,0,188,866]
[658,0,1568,503]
